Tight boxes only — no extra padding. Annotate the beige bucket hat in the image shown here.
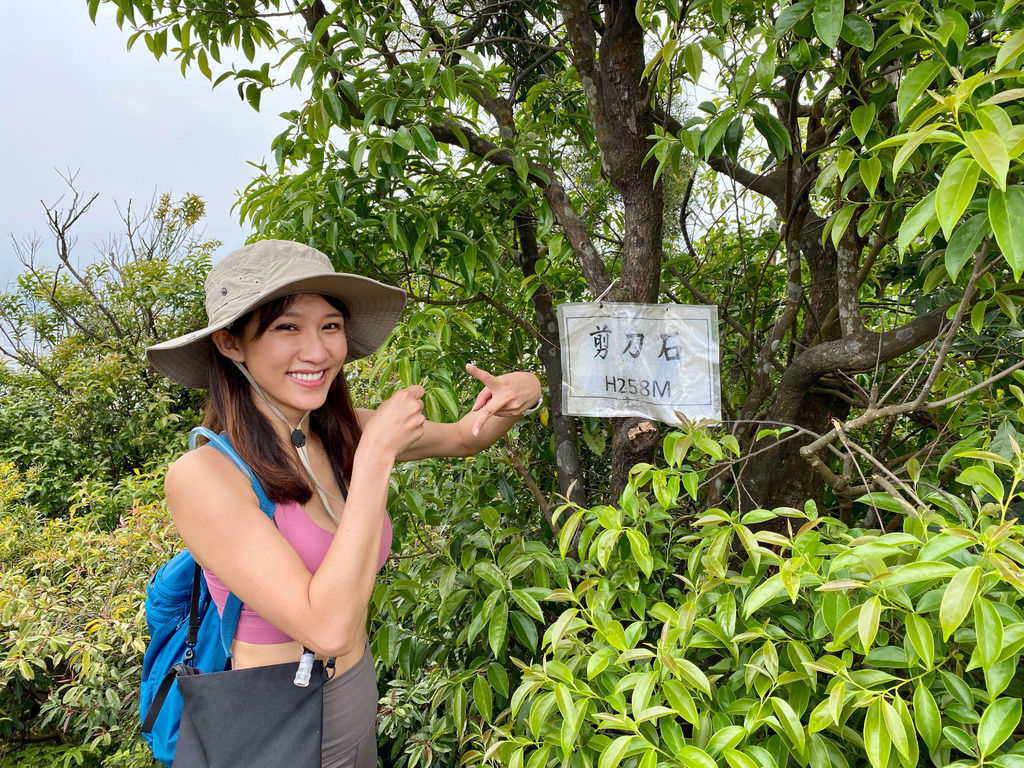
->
[146,239,406,388]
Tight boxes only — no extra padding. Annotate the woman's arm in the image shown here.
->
[360,364,543,461]
[166,386,426,657]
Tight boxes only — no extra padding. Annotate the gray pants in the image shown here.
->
[321,646,378,768]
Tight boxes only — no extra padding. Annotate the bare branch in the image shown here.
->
[504,437,555,530]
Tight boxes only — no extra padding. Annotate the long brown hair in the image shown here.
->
[202,294,361,504]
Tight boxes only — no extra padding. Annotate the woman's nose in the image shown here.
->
[298,331,330,362]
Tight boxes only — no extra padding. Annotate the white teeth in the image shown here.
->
[290,371,324,382]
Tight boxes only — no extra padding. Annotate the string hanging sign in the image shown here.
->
[557,300,721,425]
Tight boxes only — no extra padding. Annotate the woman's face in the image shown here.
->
[218,293,348,423]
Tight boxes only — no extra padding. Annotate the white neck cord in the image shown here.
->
[232,361,344,522]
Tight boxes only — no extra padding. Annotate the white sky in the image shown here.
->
[1,1,295,288]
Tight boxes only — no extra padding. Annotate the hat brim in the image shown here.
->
[146,273,406,388]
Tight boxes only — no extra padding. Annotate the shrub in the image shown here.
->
[469,427,1024,768]
[0,463,171,767]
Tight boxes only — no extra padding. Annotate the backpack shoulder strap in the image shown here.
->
[189,427,275,518]
[187,426,277,658]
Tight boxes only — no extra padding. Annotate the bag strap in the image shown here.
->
[141,662,202,734]
[188,426,277,658]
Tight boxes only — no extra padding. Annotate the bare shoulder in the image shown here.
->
[164,446,254,522]
[165,444,246,492]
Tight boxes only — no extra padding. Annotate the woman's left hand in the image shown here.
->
[467,364,542,436]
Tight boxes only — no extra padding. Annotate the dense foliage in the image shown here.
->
[0,463,166,768]
[0,190,212,518]
[89,0,1024,514]
[7,0,1024,762]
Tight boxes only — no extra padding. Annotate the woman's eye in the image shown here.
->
[323,322,342,331]
[274,323,297,331]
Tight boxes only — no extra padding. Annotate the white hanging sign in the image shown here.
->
[557,302,721,425]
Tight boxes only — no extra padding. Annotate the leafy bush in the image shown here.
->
[467,427,1024,768]
[0,462,169,768]
[371,445,558,768]
[0,192,213,519]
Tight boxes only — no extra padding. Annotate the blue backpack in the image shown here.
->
[139,427,275,766]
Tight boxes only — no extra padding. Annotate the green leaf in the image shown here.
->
[453,683,467,734]
[975,597,1005,670]
[898,191,937,256]
[323,91,348,126]
[528,692,554,738]
[895,695,919,768]
[510,610,538,652]
[474,673,493,723]
[965,129,1010,190]
[665,679,699,724]
[771,697,806,754]
[939,565,981,641]
[972,300,988,335]
[864,699,891,768]
[625,529,654,577]
[829,205,858,248]
[860,156,882,196]
[745,573,785,615]
[996,27,1024,70]
[411,124,438,162]
[944,725,976,755]
[935,156,981,239]
[328,179,345,207]
[487,662,509,697]
[883,699,911,759]
[711,0,730,24]
[599,735,634,768]
[684,42,703,82]
[511,589,545,621]
[631,670,658,716]
[985,655,1016,698]
[723,749,760,768]
[898,60,945,120]
[945,213,989,281]
[859,596,881,650]
[813,0,844,47]
[841,14,875,49]
[678,746,718,768]
[488,599,508,657]
[776,0,811,34]
[677,658,713,697]
[880,561,959,588]
[439,69,458,103]
[851,105,876,145]
[978,698,1022,756]
[753,113,792,161]
[913,682,941,752]
[892,124,939,179]
[706,726,746,757]
[905,613,935,668]
[957,465,1005,502]
[989,185,1024,280]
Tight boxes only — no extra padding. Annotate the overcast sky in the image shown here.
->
[1,1,295,288]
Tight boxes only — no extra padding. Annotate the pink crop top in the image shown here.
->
[203,500,392,644]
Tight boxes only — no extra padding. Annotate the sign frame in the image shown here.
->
[557,301,721,425]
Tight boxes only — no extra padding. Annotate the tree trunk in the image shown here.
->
[736,391,850,511]
[515,213,589,507]
[595,1,665,497]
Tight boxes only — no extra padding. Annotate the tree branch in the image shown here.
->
[425,120,610,295]
[504,437,555,530]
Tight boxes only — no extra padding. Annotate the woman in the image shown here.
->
[146,239,541,767]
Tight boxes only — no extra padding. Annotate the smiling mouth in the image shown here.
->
[288,370,327,382]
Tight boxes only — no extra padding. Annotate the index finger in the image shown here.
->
[466,363,497,384]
